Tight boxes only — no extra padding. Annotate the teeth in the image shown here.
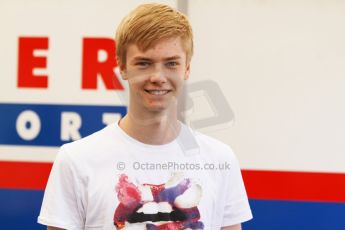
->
[147,90,168,95]
[137,202,173,214]
[123,223,147,229]
[141,202,158,214]
[159,202,173,213]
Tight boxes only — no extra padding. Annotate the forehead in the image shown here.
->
[126,37,187,61]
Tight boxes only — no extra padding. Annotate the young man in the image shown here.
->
[38,3,252,230]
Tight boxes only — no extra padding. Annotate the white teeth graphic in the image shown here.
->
[123,223,147,230]
[141,202,158,214]
[136,202,173,214]
[147,90,168,95]
[158,202,173,213]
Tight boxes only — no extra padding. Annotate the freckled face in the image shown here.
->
[120,37,190,113]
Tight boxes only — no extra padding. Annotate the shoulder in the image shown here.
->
[189,128,237,162]
[58,124,118,161]
[195,131,231,151]
[194,131,233,154]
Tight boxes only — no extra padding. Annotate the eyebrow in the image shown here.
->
[132,55,182,62]
[164,55,182,61]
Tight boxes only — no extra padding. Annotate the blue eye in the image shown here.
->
[136,61,151,67]
[166,61,179,68]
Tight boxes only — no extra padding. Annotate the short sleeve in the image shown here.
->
[38,146,86,229]
[221,149,253,227]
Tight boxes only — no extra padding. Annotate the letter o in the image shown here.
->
[16,110,41,140]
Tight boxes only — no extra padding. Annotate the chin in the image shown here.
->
[146,106,168,113]
[144,102,173,113]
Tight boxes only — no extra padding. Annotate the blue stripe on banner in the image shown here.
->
[0,189,45,230]
[0,103,127,147]
[1,189,345,230]
[243,199,345,230]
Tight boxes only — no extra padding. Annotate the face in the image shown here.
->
[119,37,190,114]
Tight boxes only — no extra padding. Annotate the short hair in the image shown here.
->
[115,3,193,65]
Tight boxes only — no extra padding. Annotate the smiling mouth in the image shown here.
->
[116,205,202,229]
[145,90,171,95]
[114,174,204,229]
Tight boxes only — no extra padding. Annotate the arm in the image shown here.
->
[38,147,85,229]
[220,148,252,228]
[221,224,241,230]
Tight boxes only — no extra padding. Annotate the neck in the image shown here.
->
[119,107,181,145]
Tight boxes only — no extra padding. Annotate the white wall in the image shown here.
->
[187,0,345,173]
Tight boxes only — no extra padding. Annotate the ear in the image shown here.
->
[117,56,128,80]
[184,62,191,80]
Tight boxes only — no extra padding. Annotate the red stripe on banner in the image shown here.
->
[0,161,344,202]
[0,161,52,190]
[242,169,345,203]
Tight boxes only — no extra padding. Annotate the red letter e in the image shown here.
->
[17,37,48,88]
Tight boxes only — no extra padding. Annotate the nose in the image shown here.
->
[149,65,167,84]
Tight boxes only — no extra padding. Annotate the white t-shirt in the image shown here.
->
[38,122,252,230]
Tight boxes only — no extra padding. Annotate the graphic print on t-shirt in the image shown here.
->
[113,173,204,229]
